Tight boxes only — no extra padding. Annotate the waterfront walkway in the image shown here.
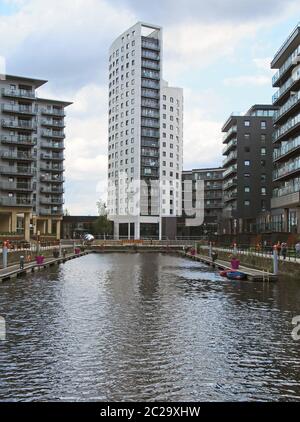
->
[182,251,278,282]
[0,251,89,282]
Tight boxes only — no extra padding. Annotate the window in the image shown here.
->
[261,121,266,129]
[244,173,250,177]
[244,160,250,166]
[244,200,250,206]
[261,187,267,195]
[261,147,266,156]
[244,134,250,141]
[244,146,250,153]
[244,186,250,193]
[261,174,266,182]
[244,120,250,127]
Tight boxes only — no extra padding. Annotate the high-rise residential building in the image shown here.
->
[0,75,71,241]
[271,24,300,234]
[107,22,183,240]
[221,105,276,235]
[177,168,223,238]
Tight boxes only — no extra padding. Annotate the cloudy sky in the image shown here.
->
[0,0,299,215]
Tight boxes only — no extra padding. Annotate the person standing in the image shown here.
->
[281,242,287,260]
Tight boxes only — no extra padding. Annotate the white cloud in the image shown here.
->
[223,75,270,87]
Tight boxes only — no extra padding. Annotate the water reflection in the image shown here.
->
[0,253,299,401]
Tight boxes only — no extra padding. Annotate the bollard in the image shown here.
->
[2,245,8,269]
[273,249,279,275]
[19,255,25,270]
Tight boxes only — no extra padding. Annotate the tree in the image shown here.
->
[92,200,113,236]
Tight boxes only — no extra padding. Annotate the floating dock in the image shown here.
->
[181,251,278,282]
[0,251,90,283]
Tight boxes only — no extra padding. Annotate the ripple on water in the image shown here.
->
[0,253,300,401]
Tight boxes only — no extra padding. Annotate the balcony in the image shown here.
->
[272,72,300,106]
[0,182,33,192]
[141,60,160,70]
[39,197,64,205]
[40,141,65,150]
[222,151,237,167]
[222,126,237,144]
[273,91,300,124]
[141,159,159,167]
[1,119,37,131]
[0,197,32,207]
[2,104,36,116]
[141,39,160,51]
[141,50,160,61]
[222,138,237,155]
[141,149,159,158]
[40,175,64,183]
[273,156,300,181]
[141,98,159,109]
[141,69,160,80]
[271,189,300,209]
[141,118,160,128]
[40,187,64,194]
[0,151,34,161]
[40,153,64,161]
[273,110,300,143]
[273,135,300,162]
[40,164,64,172]
[38,208,63,216]
[2,88,35,100]
[41,130,65,139]
[141,128,159,138]
[223,178,237,191]
[223,164,237,179]
[141,79,160,90]
[0,166,34,177]
[41,108,65,117]
[141,108,160,118]
[224,190,238,203]
[223,206,237,219]
[41,119,65,128]
[0,135,35,146]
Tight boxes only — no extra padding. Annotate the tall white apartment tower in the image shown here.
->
[107,22,183,240]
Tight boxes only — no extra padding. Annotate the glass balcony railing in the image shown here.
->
[0,135,35,145]
[141,128,159,138]
[223,126,237,143]
[141,108,160,118]
[41,130,65,138]
[141,69,160,80]
[141,39,160,51]
[141,98,159,109]
[41,119,65,128]
[141,118,160,128]
[1,119,37,130]
[273,110,300,142]
[273,177,300,198]
[222,138,237,155]
[274,156,300,180]
[223,178,237,190]
[0,151,34,160]
[0,166,33,176]
[222,151,237,166]
[272,44,300,86]
[141,60,160,70]
[41,141,65,149]
[0,182,33,191]
[272,70,300,104]
[223,164,237,178]
[2,88,35,99]
[274,90,300,122]
[41,108,65,116]
[141,79,160,89]
[141,50,160,61]
[0,197,32,206]
[2,104,36,115]
[273,134,300,160]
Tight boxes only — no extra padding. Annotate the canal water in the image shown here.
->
[0,253,300,402]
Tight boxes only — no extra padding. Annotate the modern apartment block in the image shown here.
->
[271,24,300,234]
[222,105,276,235]
[0,75,71,241]
[177,168,223,238]
[107,22,183,240]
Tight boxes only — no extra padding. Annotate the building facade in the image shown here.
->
[0,75,71,241]
[271,24,300,234]
[107,22,183,240]
[177,168,223,238]
[222,105,276,235]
